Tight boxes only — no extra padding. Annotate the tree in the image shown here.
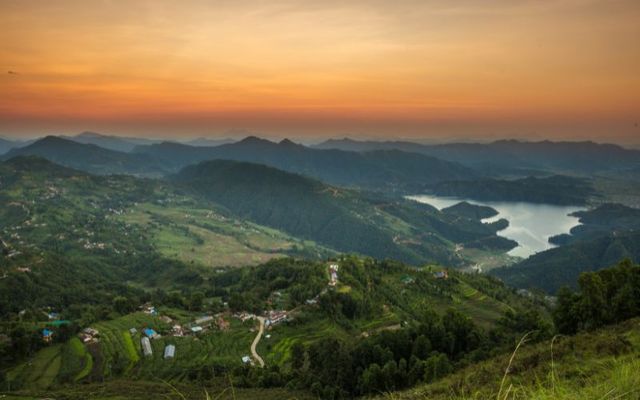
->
[411,335,432,360]
[553,286,580,334]
[290,342,306,371]
[113,296,131,315]
[189,291,205,311]
[381,360,399,391]
[424,353,452,383]
[360,363,383,393]
[577,272,607,330]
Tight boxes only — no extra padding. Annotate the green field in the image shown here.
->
[4,311,260,391]
[6,345,63,390]
[118,203,331,267]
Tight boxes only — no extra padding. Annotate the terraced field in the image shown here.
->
[5,311,259,391]
[118,203,332,267]
[258,318,350,366]
[6,345,63,390]
[451,281,512,327]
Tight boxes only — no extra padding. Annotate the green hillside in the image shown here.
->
[377,318,640,400]
[429,175,597,205]
[1,256,541,398]
[492,232,640,293]
[174,159,516,265]
[2,136,165,176]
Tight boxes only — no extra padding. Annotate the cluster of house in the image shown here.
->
[38,310,72,343]
[141,303,158,315]
[189,314,230,334]
[79,327,100,344]
[329,263,339,286]
[433,270,449,279]
[141,304,232,339]
[234,312,257,323]
[265,310,288,328]
[134,327,175,359]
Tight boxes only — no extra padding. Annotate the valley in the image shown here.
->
[1,135,639,400]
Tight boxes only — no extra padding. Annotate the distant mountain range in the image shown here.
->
[315,138,640,175]
[182,137,236,147]
[429,175,597,205]
[60,131,161,152]
[5,133,640,179]
[3,135,475,191]
[1,136,165,176]
[0,137,31,155]
[1,132,236,154]
[135,136,475,192]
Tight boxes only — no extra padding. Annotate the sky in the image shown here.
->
[1,0,639,143]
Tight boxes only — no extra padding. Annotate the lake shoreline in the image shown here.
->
[408,194,585,258]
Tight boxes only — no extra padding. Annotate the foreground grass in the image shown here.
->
[3,378,314,400]
[381,318,640,400]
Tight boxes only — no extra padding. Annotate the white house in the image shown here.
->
[141,337,152,357]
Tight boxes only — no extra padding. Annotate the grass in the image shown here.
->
[117,203,323,267]
[74,352,93,382]
[380,318,640,400]
[122,331,140,363]
[259,317,350,366]
[9,345,62,390]
[5,379,315,400]
[5,312,259,392]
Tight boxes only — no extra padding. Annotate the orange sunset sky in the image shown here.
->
[1,0,639,143]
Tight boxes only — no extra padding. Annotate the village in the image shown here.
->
[16,257,453,374]
[33,261,349,368]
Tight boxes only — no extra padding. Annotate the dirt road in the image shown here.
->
[251,316,265,367]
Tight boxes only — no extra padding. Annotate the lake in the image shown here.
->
[407,194,585,258]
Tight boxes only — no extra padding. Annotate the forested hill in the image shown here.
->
[550,203,640,245]
[441,201,498,220]
[0,137,23,155]
[493,202,640,293]
[2,136,165,176]
[387,260,640,400]
[428,175,596,205]
[492,231,640,293]
[174,159,516,265]
[315,138,640,175]
[135,136,475,192]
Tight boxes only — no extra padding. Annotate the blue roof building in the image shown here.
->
[42,329,53,342]
[143,328,159,339]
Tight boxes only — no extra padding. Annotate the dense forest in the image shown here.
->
[429,175,596,205]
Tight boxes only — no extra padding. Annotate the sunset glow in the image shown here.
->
[1,0,639,141]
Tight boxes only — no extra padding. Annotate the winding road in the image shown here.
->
[250,316,265,367]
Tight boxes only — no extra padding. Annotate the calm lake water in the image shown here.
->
[407,194,585,258]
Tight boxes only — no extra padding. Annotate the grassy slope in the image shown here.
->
[4,381,313,400]
[0,157,332,272]
[118,203,333,267]
[380,318,640,400]
[175,159,516,266]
